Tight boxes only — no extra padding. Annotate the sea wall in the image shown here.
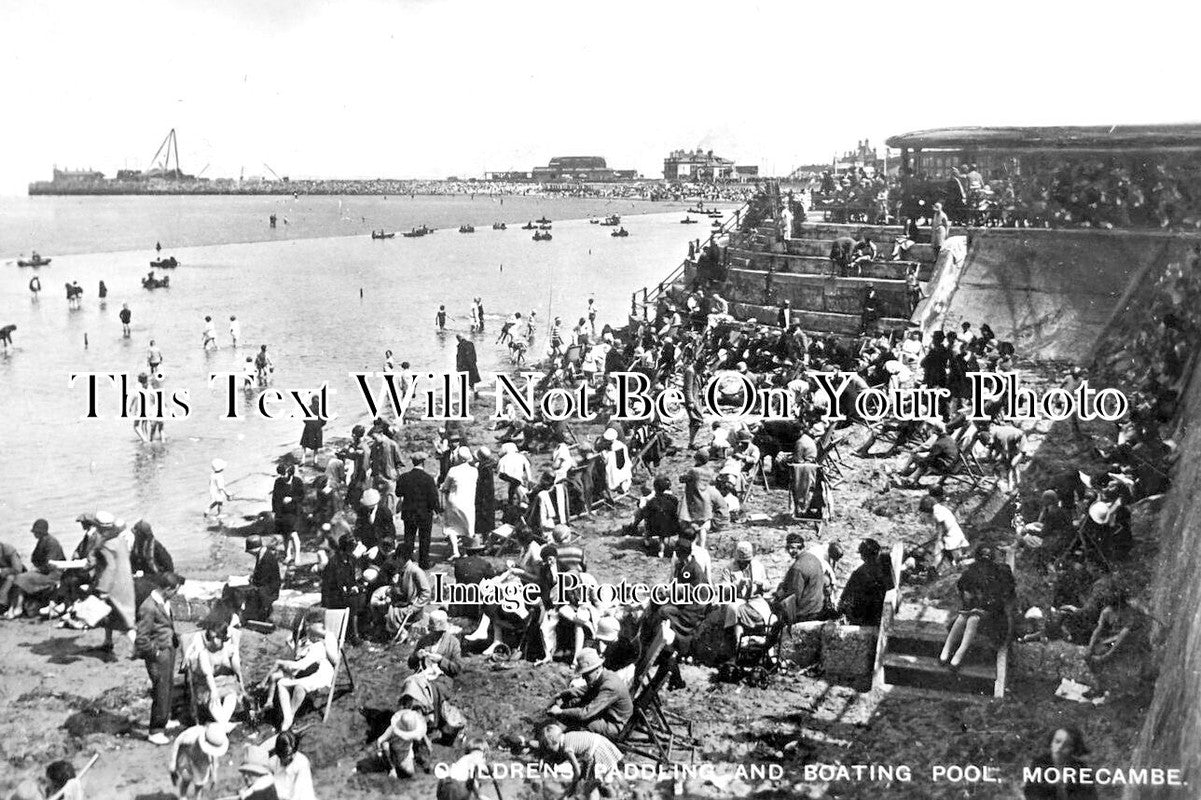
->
[1125,360,1201,798]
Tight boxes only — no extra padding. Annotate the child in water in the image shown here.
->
[202,316,218,351]
[436,305,447,331]
[206,459,229,520]
[119,304,132,337]
[229,315,240,348]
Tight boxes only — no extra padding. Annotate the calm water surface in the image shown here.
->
[0,196,728,569]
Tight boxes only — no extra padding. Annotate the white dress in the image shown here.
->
[443,462,478,537]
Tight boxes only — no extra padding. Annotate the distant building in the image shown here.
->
[50,167,106,182]
[664,149,735,181]
[530,156,636,182]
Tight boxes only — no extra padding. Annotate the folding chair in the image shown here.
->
[815,425,848,487]
[617,644,696,765]
[316,607,356,723]
[790,465,833,533]
[937,450,984,491]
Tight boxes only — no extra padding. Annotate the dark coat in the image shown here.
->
[456,339,481,385]
[354,506,397,550]
[396,467,441,516]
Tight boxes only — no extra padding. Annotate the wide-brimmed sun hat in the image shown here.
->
[360,489,381,507]
[594,616,620,643]
[389,709,428,741]
[211,458,227,472]
[428,609,449,631]
[734,541,754,561]
[573,647,604,676]
[198,723,230,757]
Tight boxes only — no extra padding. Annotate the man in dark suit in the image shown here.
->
[395,452,442,569]
[354,488,396,555]
[248,535,281,620]
[135,571,184,745]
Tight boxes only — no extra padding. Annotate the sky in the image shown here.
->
[1,0,1200,195]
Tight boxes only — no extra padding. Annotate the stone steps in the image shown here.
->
[784,237,938,265]
[728,248,930,282]
[729,301,910,336]
[725,267,912,319]
[880,652,997,695]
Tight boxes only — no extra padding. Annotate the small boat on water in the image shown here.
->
[492,222,507,230]
[707,210,723,217]
[688,206,706,215]
[589,218,600,224]
[403,225,435,238]
[371,231,396,239]
[532,231,553,241]
[521,221,538,230]
[459,225,476,233]
[538,223,552,230]
[17,253,51,267]
[611,228,629,237]
[536,216,552,224]
[600,214,620,226]
[142,275,170,290]
[680,216,698,224]
[711,220,723,228]
[150,256,179,268]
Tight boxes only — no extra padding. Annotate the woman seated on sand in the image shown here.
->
[184,620,246,724]
[265,623,335,731]
[938,544,1016,671]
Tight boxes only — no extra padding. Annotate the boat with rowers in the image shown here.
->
[459,225,476,233]
[611,227,629,237]
[403,224,436,238]
[371,230,396,239]
[521,221,538,230]
[492,222,507,230]
[150,256,179,268]
[17,252,52,267]
[532,231,553,241]
[680,216,698,224]
[600,214,620,226]
[536,216,552,224]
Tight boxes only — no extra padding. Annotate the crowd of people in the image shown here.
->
[1,184,1192,799]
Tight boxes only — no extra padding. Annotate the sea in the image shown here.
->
[0,194,727,569]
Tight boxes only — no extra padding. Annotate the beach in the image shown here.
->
[0,196,724,571]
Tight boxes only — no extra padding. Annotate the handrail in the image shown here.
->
[629,195,754,318]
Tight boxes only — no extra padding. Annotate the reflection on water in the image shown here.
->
[0,199,717,568]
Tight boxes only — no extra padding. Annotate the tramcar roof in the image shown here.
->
[885,125,1201,151]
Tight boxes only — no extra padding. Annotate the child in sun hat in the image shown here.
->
[169,722,229,799]
[206,458,230,520]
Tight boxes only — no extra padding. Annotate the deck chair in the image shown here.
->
[790,464,833,533]
[617,643,696,765]
[314,607,356,723]
[815,425,849,487]
[936,449,984,491]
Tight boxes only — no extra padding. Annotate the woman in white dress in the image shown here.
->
[442,446,478,560]
[266,623,335,732]
[600,428,632,497]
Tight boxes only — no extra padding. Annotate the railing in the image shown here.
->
[629,196,753,319]
[872,542,905,691]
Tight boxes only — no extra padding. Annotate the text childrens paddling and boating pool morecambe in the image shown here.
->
[67,370,1131,424]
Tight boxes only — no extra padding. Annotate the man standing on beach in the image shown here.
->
[395,451,442,569]
[119,304,132,338]
[456,335,481,398]
[135,571,184,745]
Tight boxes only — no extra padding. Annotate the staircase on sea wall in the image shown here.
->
[872,544,1015,699]
[635,215,940,338]
[721,221,938,336]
